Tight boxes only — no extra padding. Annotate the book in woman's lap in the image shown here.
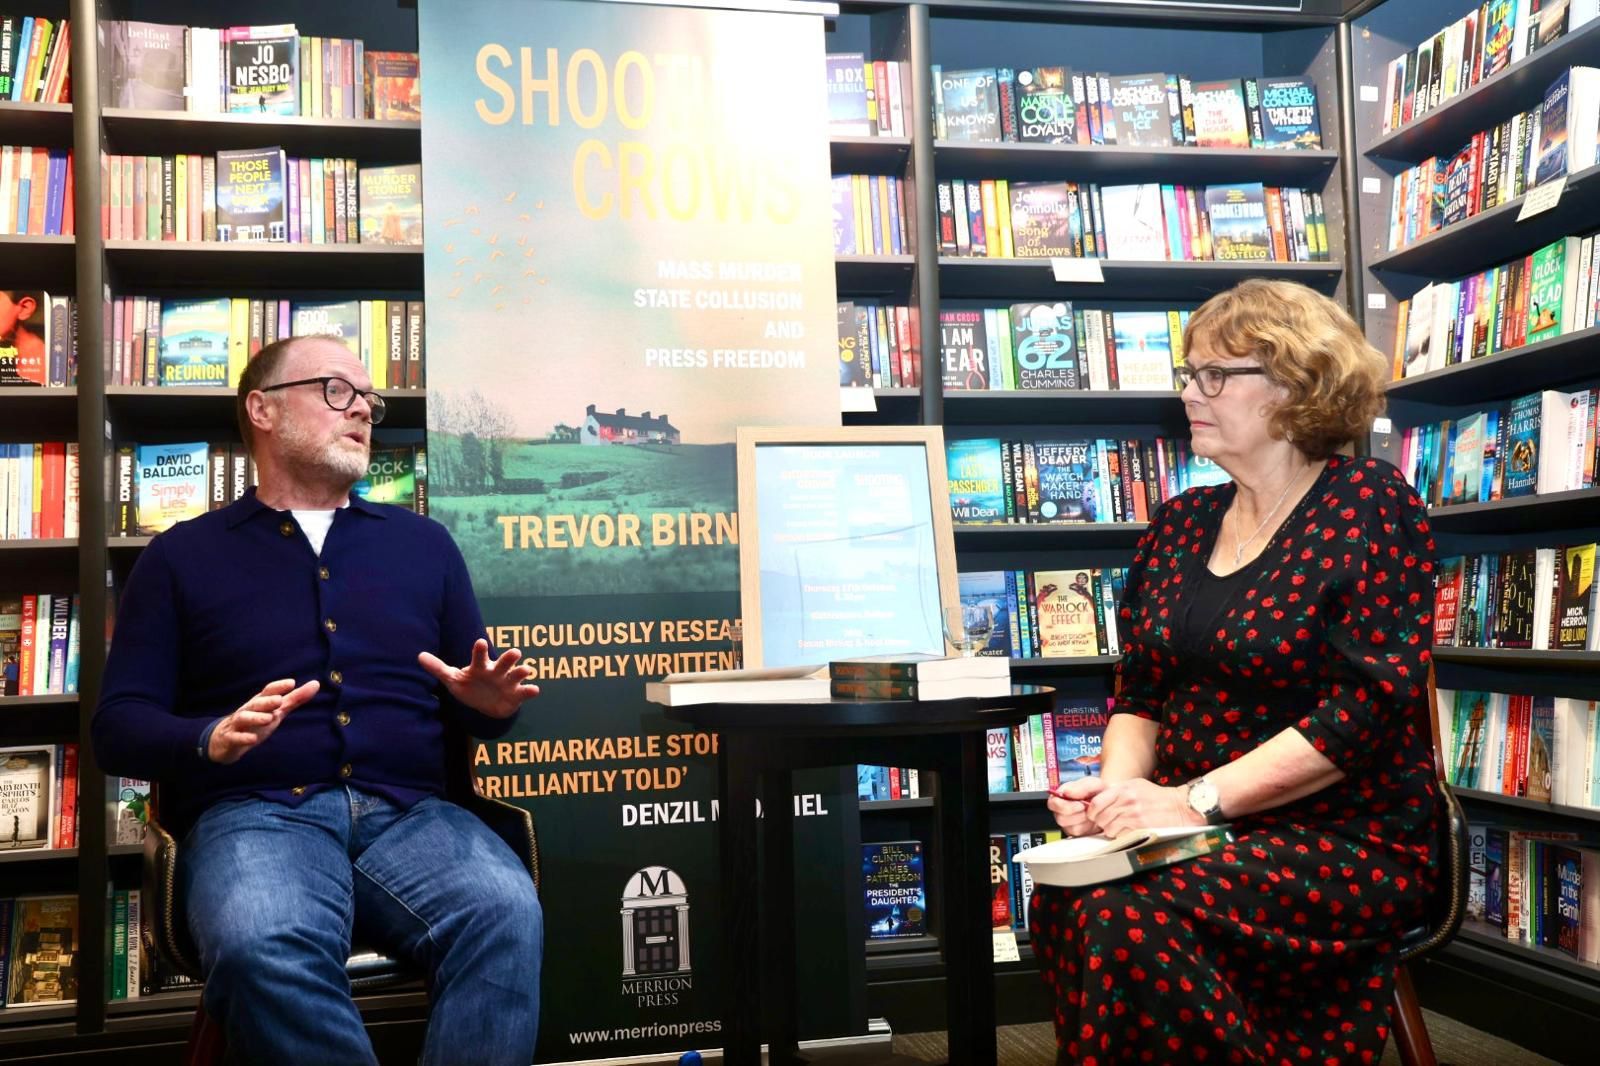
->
[1017,825,1233,888]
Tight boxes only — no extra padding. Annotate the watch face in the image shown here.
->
[1189,781,1219,814]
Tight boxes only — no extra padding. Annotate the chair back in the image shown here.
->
[1399,782,1469,965]
[142,787,205,981]
[1397,663,1469,965]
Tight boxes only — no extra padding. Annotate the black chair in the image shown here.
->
[1389,782,1469,1066]
[141,727,539,1066]
[1388,669,1471,1066]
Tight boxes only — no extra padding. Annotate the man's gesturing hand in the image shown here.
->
[418,639,539,719]
[208,678,320,764]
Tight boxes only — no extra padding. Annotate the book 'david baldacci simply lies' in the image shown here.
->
[1016,824,1233,888]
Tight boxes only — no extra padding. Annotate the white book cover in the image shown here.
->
[1534,548,1558,651]
[0,745,57,850]
[1436,685,1457,770]
[1098,184,1168,261]
[1441,19,1465,102]
[1536,390,1576,494]
[1428,281,1458,372]
[1551,697,1594,805]
[1511,0,1534,65]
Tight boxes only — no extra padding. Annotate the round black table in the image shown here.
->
[666,684,1055,1066]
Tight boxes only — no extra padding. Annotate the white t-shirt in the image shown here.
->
[291,505,344,556]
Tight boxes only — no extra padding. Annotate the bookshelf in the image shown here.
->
[1385,326,1600,407]
[0,0,430,1048]
[101,241,425,288]
[1351,2,1600,1058]
[1366,160,1600,279]
[935,257,1341,300]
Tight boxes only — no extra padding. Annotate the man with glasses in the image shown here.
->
[93,335,543,1066]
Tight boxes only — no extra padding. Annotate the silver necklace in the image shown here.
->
[1229,465,1306,566]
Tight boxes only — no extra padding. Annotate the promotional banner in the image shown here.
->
[419,0,852,1057]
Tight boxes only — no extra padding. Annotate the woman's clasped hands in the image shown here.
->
[1047,777,1204,839]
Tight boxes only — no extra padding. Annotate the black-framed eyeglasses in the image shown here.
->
[260,376,387,424]
[1174,364,1267,398]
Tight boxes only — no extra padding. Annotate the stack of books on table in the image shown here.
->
[829,654,1011,700]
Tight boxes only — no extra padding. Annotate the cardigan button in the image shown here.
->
[324,618,337,633]
[340,763,353,778]
[318,566,330,580]
[329,669,343,685]
[279,521,295,536]
[291,786,306,796]
[336,712,350,727]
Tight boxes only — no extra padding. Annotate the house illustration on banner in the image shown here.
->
[581,404,681,446]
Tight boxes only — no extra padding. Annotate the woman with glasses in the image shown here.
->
[1029,279,1441,1065]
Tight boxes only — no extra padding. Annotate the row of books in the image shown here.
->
[990,831,1048,933]
[0,442,78,540]
[986,697,1110,795]
[1,596,80,697]
[0,145,75,236]
[1441,689,1599,806]
[0,293,75,388]
[836,302,919,389]
[0,16,70,104]
[101,152,420,246]
[931,67,1322,151]
[824,54,913,139]
[1433,545,1600,653]
[102,20,419,120]
[1377,1,1594,135]
[1386,68,1600,251]
[1468,825,1600,963]
[939,305,1188,392]
[1383,389,1599,508]
[105,889,144,1003]
[0,744,79,850]
[945,438,1227,526]
[109,295,426,390]
[936,178,1331,264]
[862,832,1059,940]
[1392,233,1600,380]
[830,173,909,257]
[0,890,197,1009]
[957,568,1129,660]
[856,766,922,802]
[113,442,429,536]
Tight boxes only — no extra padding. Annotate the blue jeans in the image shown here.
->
[180,787,542,1066]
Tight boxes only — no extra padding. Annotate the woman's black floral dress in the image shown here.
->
[1028,456,1442,1065]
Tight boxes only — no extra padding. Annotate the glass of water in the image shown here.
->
[943,604,994,657]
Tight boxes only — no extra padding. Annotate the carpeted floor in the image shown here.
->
[888,1009,1561,1065]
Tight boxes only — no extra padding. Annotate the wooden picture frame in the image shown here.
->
[735,425,960,669]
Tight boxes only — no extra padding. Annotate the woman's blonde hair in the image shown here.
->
[1182,279,1387,460]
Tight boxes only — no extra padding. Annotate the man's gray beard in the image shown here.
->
[278,416,370,489]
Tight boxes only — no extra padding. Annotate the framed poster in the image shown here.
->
[736,426,959,669]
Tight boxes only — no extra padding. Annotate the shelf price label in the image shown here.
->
[1051,258,1105,284]
[839,387,877,413]
[1517,177,1565,221]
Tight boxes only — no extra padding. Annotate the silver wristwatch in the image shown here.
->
[1185,777,1225,824]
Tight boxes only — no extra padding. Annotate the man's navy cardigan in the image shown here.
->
[94,489,518,838]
